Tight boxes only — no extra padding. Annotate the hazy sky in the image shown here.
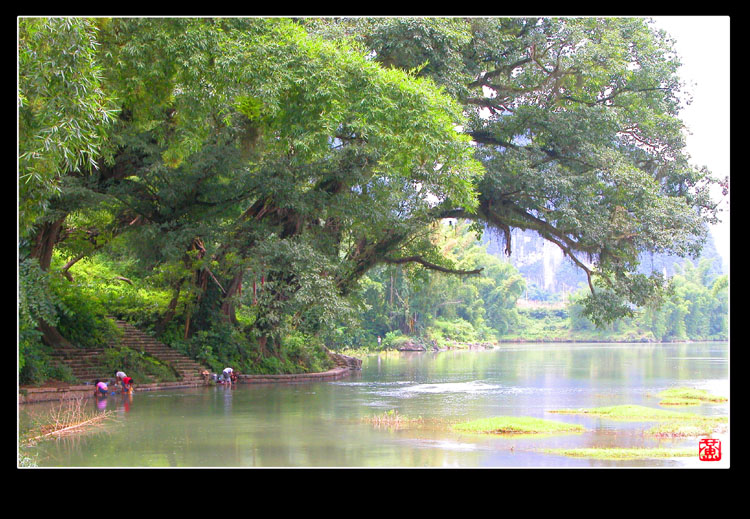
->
[650,16,730,269]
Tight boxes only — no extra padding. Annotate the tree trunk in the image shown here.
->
[220,271,244,325]
[257,336,268,358]
[29,216,73,348]
[38,320,74,348]
[29,216,66,271]
[154,280,183,336]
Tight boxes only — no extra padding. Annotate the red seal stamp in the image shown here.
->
[698,438,721,461]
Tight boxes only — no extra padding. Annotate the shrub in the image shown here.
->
[281,331,331,373]
[255,355,284,375]
[427,317,478,342]
[100,347,180,384]
[49,273,121,349]
[19,259,59,383]
[19,343,77,386]
[382,330,408,349]
[167,321,249,374]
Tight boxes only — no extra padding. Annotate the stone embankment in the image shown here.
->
[19,321,361,404]
[234,348,361,385]
[396,339,496,352]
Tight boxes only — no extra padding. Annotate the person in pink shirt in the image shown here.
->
[95,379,108,397]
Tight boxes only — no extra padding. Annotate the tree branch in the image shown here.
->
[384,255,483,276]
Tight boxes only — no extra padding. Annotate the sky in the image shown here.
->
[650,16,730,271]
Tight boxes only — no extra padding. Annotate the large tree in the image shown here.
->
[305,17,723,324]
[19,18,117,266]
[19,17,481,351]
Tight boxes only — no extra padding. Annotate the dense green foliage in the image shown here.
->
[347,220,525,348]
[18,17,725,384]
[538,258,727,342]
[341,225,728,347]
[18,18,117,238]
[638,260,728,341]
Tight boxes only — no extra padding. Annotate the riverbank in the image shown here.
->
[20,339,725,405]
[18,365,358,405]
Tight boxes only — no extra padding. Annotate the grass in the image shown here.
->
[656,387,728,407]
[363,410,424,429]
[548,404,727,438]
[19,398,117,467]
[657,397,703,406]
[541,447,696,460]
[19,398,115,447]
[645,418,727,437]
[452,416,586,436]
[548,404,703,421]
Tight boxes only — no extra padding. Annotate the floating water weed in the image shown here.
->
[452,416,586,436]
[549,404,700,421]
[645,418,727,437]
[541,447,696,460]
[655,387,727,407]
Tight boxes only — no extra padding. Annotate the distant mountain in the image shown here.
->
[482,226,725,299]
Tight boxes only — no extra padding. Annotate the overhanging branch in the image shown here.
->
[384,255,483,276]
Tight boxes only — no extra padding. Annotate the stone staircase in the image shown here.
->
[48,346,112,383]
[112,320,207,386]
[48,320,208,387]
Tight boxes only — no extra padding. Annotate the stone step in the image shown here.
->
[47,319,210,385]
[51,350,107,360]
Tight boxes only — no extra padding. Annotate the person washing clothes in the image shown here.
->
[115,370,127,391]
[94,379,108,397]
[222,367,234,386]
[122,375,134,394]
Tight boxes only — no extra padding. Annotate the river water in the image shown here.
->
[22,341,729,468]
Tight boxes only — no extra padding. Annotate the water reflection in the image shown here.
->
[23,342,728,468]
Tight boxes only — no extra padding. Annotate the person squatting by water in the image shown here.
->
[115,371,134,394]
[115,371,126,391]
[95,379,108,397]
[122,375,134,394]
[94,380,109,410]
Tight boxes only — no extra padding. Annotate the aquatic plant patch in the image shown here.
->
[548,404,702,421]
[549,404,727,438]
[657,398,712,408]
[541,447,696,460]
[655,387,727,407]
[452,416,586,436]
[645,417,727,437]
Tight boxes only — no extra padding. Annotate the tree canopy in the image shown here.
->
[323,17,721,324]
[18,17,724,376]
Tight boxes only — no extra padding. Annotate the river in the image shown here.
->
[21,341,729,468]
